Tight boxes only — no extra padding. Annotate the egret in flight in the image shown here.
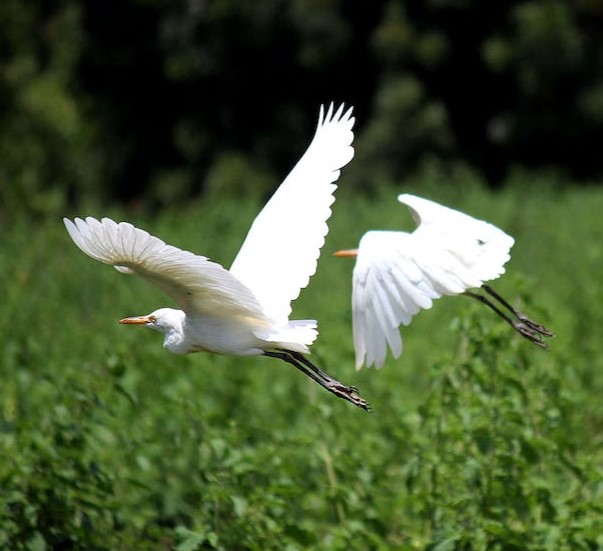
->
[334,193,553,369]
[64,103,369,411]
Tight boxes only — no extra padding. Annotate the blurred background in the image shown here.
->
[3,0,603,215]
[2,1,603,549]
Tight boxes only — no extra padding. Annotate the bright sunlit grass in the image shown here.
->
[1,173,602,548]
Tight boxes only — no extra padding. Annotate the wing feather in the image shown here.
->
[230,103,355,322]
[352,196,514,368]
[398,194,514,284]
[64,217,269,323]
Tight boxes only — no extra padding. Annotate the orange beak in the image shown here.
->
[333,248,359,258]
[119,315,152,325]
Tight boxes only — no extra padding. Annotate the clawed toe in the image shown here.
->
[347,391,371,412]
[272,350,371,412]
[513,321,549,348]
[328,382,371,412]
[474,286,554,349]
[332,382,358,394]
[518,315,554,337]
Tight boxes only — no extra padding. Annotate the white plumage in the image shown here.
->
[65,103,370,411]
[230,104,354,322]
[336,194,552,369]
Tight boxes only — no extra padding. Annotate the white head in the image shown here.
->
[120,308,187,352]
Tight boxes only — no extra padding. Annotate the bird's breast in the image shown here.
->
[181,316,267,357]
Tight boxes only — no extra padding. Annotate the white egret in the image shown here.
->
[64,103,369,411]
[335,193,553,369]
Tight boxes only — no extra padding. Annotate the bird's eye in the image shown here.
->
[149,315,157,323]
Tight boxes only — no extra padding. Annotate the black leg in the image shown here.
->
[264,350,370,412]
[464,287,553,348]
[288,350,359,393]
[483,285,554,337]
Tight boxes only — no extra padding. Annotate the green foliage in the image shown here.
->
[406,310,603,548]
[349,75,453,188]
[1,179,603,548]
[0,398,117,550]
[0,1,101,220]
[4,0,603,215]
[202,151,276,200]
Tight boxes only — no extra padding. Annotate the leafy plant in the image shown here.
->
[403,305,603,549]
[1,181,603,548]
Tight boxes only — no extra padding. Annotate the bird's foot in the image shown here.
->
[512,320,550,348]
[516,313,554,338]
[328,382,371,412]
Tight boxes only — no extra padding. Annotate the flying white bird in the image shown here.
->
[334,193,553,369]
[64,103,369,411]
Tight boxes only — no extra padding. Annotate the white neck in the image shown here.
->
[153,308,188,354]
[163,325,186,353]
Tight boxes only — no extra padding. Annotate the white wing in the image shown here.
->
[64,217,270,323]
[398,194,515,285]
[352,195,514,369]
[230,103,355,323]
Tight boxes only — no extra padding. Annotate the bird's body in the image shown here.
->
[120,307,276,356]
[65,104,369,411]
[335,194,553,369]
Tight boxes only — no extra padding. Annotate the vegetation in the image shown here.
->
[1,172,602,549]
[2,1,603,547]
[3,0,603,212]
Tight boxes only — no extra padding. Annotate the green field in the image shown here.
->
[1,173,603,549]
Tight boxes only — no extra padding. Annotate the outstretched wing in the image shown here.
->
[64,217,269,323]
[352,195,514,369]
[397,194,515,285]
[230,103,355,323]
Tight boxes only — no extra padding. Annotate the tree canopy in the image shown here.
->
[2,0,603,213]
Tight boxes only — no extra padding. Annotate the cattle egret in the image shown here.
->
[335,193,553,369]
[64,103,369,411]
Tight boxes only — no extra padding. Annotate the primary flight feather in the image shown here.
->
[64,103,369,411]
[335,194,553,369]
